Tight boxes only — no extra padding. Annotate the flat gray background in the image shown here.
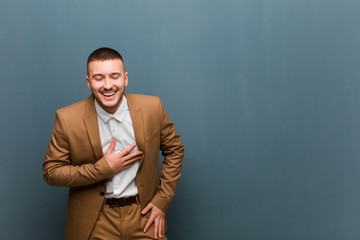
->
[1,0,360,239]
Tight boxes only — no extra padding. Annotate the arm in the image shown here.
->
[142,99,184,238]
[43,111,142,187]
[150,100,184,212]
[43,111,114,187]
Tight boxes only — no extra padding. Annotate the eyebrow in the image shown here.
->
[92,72,122,78]
[92,74,104,78]
[110,72,121,76]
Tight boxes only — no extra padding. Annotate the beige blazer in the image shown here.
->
[43,93,184,240]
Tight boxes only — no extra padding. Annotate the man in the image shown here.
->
[43,47,184,239]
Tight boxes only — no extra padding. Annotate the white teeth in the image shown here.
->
[102,92,115,96]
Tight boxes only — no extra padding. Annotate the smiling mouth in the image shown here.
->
[102,91,117,97]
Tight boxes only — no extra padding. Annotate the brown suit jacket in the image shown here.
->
[43,93,184,240]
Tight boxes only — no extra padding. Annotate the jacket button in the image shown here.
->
[100,191,105,196]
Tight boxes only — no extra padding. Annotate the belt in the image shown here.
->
[105,195,138,207]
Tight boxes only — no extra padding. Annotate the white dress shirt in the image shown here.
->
[95,96,139,198]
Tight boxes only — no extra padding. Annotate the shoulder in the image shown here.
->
[55,95,93,119]
[125,93,162,108]
[125,93,161,103]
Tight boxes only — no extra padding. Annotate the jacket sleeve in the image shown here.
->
[150,100,184,212]
[43,111,114,187]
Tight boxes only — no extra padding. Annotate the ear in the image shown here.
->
[86,76,91,90]
[124,72,129,87]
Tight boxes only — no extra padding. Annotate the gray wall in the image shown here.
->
[1,0,360,239]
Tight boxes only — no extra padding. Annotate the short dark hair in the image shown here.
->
[87,47,124,74]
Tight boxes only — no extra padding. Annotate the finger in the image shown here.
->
[105,139,116,155]
[141,203,152,215]
[123,156,142,167]
[122,154,142,166]
[121,157,142,170]
[154,218,159,238]
[121,150,143,160]
[143,217,154,233]
[160,217,164,236]
[119,143,137,156]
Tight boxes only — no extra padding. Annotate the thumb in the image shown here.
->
[141,203,153,215]
[105,139,116,155]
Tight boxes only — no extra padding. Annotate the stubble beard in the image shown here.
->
[92,88,125,113]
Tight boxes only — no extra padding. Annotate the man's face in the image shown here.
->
[86,59,128,114]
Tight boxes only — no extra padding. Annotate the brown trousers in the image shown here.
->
[89,199,167,240]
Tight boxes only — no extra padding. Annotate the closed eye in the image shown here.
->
[92,74,104,80]
[111,73,121,79]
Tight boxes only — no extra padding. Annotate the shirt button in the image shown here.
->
[100,192,105,196]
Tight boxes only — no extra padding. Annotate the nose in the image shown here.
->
[104,77,112,89]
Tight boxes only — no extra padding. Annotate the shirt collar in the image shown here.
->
[95,95,129,123]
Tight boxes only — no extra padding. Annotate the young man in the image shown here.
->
[43,47,184,239]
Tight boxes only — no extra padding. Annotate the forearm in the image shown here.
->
[152,128,184,212]
[150,100,185,212]
[43,156,113,187]
[151,147,184,211]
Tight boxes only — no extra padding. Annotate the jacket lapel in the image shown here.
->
[83,95,103,161]
[82,93,145,166]
[125,93,146,167]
